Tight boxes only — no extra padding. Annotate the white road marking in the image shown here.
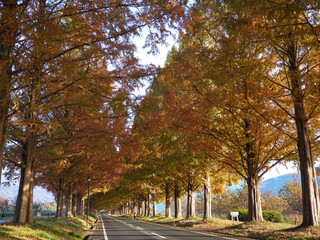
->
[141,219,245,240]
[182,229,239,239]
[100,215,109,240]
[108,215,237,240]
[151,232,166,239]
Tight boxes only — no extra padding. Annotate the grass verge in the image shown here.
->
[214,221,320,240]
[122,214,320,239]
[0,215,96,240]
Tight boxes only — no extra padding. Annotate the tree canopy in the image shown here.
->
[2,0,320,228]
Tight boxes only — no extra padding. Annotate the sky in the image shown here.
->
[263,162,297,180]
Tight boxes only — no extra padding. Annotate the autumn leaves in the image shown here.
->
[1,0,320,228]
[0,0,185,224]
[100,0,320,227]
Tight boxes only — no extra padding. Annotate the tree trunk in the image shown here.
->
[134,200,138,214]
[76,194,80,216]
[72,194,76,217]
[186,187,190,218]
[286,41,320,226]
[123,205,126,214]
[55,178,62,218]
[144,198,148,216]
[203,175,212,220]
[61,190,67,219]
[76,195,82,216]
[186,179,196,218]
[153,188,157,217]
[56,179,66,219]
[165,183,171,217]
[14,136,36,224]
[244,117,263,222]
[81,197,85,216]
[147,191,152,217]
[126,202,129,214]
[130,200,133,213]
[174,184,182,218]
[0,90,9,190]
[247,176,263,221]
[190,189,196,218]
[128,201,132,214]
[0,0,17,189]
[66,186,73,217]
[141,200,145,216]
[138,201,142,216]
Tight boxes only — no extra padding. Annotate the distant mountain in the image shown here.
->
[0,183,55,203]
[260,173,298,194]
[227,173,300,194]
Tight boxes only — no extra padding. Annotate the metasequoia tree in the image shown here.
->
[126,71,232,219]
[2,0,186,224]
[263,1,320,227]
[92,167,154,215]
[157,4,296,221]
[209,0,320,226]
[0,0,19,188]
[99,78,186,217]
[37,78,130,219]
[12,0,48,224]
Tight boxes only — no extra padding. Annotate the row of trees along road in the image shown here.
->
[94,0,320,228]
[2,0,320,228]
[0,0,185,224]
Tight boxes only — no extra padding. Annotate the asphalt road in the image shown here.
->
[88,215,247,240]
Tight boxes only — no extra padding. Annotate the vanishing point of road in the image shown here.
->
[88,215,250,240]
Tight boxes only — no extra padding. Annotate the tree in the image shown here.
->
[0,197,9,217]
[211,187,247,217]
[211,0,320,226]
[2,0,186,224]
[261,190,286,214]
[279,176,303,215]
[158,13,296,221]
[0,0,19,188]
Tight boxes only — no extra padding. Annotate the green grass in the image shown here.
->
[121,214,320,240]
[0,216,95,240]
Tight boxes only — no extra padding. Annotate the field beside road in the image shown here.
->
[0,216,95,240]
[122,214,320,240]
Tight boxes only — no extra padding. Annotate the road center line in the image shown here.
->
[100,215,109,240]
[136,227,144,230]
[151,232,166,239]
